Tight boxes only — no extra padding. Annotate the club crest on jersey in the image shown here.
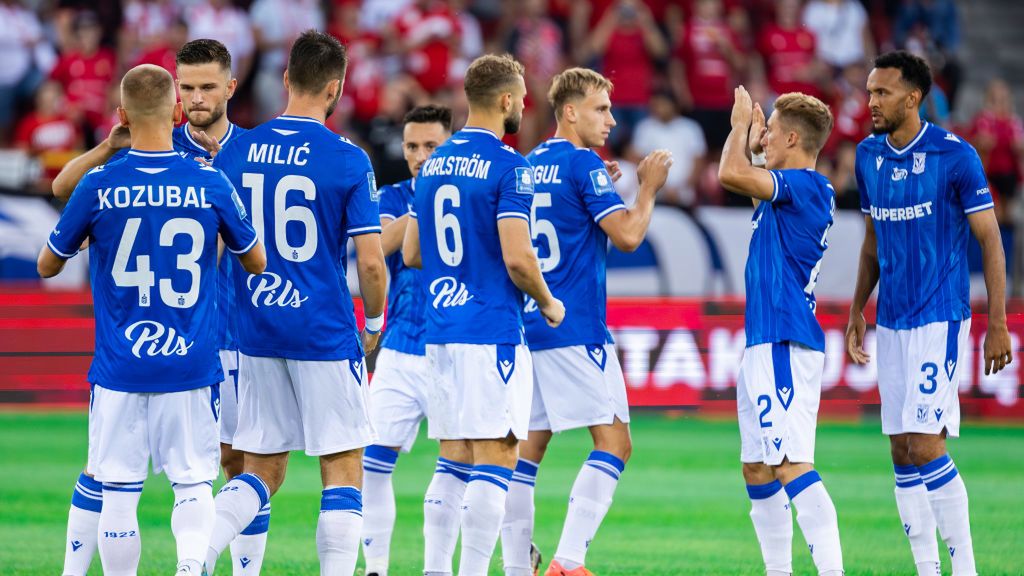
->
[589,169,616,196]
[124,320,194,358]
[247,272,309,308]
[876,156,883,170]
[892,167,908,181]
[913,153,927,174]
[429,276,474,309]
[367,172,380,202]
[515,167,534,195]
[231,190,247,220]
[587,345,607,371]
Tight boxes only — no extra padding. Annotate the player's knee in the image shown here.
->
[888,434,913,466]
[741,462,775,485]
[907,435,946,467]
[220,445,244,480]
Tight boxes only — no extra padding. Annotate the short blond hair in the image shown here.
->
[464,54,525,108]
[548,68,614,120]
[121,64,176,119]
[774,92,834,153]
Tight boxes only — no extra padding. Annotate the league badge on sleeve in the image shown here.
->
[231,190,247,220]
[367,172,380,202]
[589,168,616,196]
[515,167,535,195]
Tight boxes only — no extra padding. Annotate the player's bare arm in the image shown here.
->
[599,149,672,252]
[718,86,775,202]
[52,121,131,201]
[36,245,70,278]
[236,241,267,275]
[401,215,421,269]
[381,214,410,257]
[968,209,1013,374]
[846,214,879,364]
[497,218,564,327]
[355,233,387,353]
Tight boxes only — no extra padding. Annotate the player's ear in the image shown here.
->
[564,102,576,124]
[786,129,799,150]
[282,69,290,92]
[117,106,129,127]
[172,101,183,125]
[226,77,238,100]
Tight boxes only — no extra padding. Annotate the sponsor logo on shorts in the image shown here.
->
[247,272,309,308]
[429,276,474,309]
[124,320,194,358]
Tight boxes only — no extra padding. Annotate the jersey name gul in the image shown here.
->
[213,115,381,361]
[745,168,835,352]
[110,122,247,351]
[378,178,426,355]
[46,150,259,393]
[412,127,534,345]
[521,139,626,350]
[856,122,993,329]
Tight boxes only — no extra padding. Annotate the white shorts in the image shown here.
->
[426,343,533,441]
[219,349,240,445]
[530,344,630,433]
[737,342,825,466]
[87,385,220,484]
[370,348,430,452]
[233,353,377,456]
[877,319,969,437]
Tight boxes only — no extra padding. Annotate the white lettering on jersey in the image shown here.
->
[247,271,309,308]
[913,152,927,174]
[977,187,990,196]
[870,201,933,222]
[124,320,194,358]
[891,167,908,181]
[429,276,474,309]
[419,154,492,180]
[246,142,310,166]
[945,133,960,143]
[97,186,211,209]
[532,164,562,184]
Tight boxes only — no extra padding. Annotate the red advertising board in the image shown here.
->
[2,289,1022,419]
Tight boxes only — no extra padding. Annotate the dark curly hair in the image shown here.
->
[403,105,453,132]
[874,50,932,98]
[176,39,232,72]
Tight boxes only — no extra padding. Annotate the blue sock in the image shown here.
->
[363,444,399,475]
[917,454,958,491]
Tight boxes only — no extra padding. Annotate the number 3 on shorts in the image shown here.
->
[919,362,938,394]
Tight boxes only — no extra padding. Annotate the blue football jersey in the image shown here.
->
[521,139,625,350]
[745,169,835,352]
[213,115,381,361]
[46,149,259,393]
[856,122,993,330]
[378,178,426,355]
[412,127,534,345]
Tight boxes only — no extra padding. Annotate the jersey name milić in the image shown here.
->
[213,115,380,361]
[412,127,533,345]
[46,150,259,392]
[522,139,625,350]
[856,122,993,330]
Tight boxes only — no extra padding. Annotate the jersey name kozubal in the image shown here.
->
[47,149,258,392]
[412,127,533,345]
[856,122,993,330]
[214,115,380,360]
[521,139,625,350]
[745,169,835,352]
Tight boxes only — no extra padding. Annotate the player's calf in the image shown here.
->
[98,481,144,576]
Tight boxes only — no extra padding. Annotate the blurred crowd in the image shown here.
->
[0,0,1021,219]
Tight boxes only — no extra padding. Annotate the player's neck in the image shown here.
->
[464,112,505,139]
[191,115,230,142]
[887,115,924,150]
[282,96,326,124]
[129,124,175,152]
[553,124,584,148]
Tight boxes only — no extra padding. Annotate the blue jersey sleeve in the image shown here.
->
[768,169,801,205]
[345,153,383,236]
[952,147,994,214]
[48,171,98,259]
[210,170,259,254]
[378,184,407,222]
[496,158,534,221]
[577,151,626,222]
[855,154,871,214]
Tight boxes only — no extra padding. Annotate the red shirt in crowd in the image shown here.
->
[49,48,116,125]
[14,113,80,178]
[758,23,819,97]
[602,28,655,107]
[971,111,1024,178]
[331,28,385,123]
[393,2,461,94]
[675,19,742,110]
[134,45,178,78]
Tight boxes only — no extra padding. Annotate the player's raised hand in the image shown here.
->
[604,160,623,183]
[636,149,673,192]
[845,310,871,364]
[106,121,131,149]
[749,103,766,155]
[731,86,753,129]
[361,328,381,355]
[192,129,222,159]
[983,322,1013,375]
[540,297,565,328]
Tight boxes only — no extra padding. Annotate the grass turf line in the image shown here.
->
[0,412,1021,575]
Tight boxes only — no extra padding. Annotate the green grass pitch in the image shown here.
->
[1,411,1022,575]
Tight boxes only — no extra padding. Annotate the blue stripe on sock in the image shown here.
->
[918,455,959,491]
[78,473,103,493]
[363,464,395,475]
[784,470,822,499]
[102,482,144,493]
[746,480,784,500]
[321,486,362,514]
[71,483,103,512]
[436,458,471,483]
[587,450,626,473]
[233,473,271,509]
[469,465,513,492]
[240,504,272,535]
[894,464,923,488]
[365,445,399,465]
[917,454,952,476]
[511,459,539,485]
